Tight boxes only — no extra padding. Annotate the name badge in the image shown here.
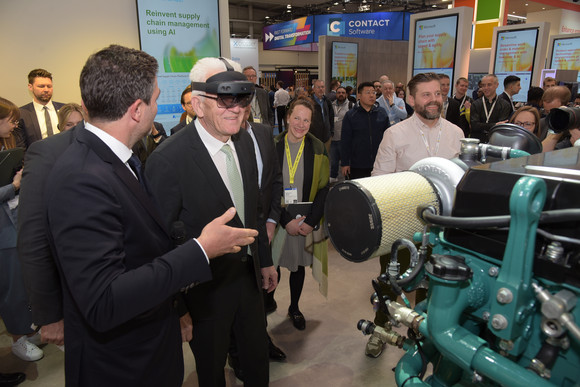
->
[284,187,298,204]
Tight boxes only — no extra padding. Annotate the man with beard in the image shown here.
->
[372,72,463,175]
[16,69,65,148]
[365,73,463,359]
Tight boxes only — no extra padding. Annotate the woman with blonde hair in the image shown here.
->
[271,96,329,330]
[0,96,44,364]
[57,102,85,132]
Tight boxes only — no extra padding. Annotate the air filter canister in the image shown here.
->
[325,172,440,262]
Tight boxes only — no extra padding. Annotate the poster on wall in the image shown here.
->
[550,36,580,82]
[493,28,539,103]
[136,0,220,130]
[331,42,358,89]
[412,14,458,96]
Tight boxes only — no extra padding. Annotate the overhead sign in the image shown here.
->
[263,12,411,50]
[263,16,314,50]
[314,12,408,42]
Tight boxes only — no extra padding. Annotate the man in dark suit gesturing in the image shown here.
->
[16,69,65,148]
[146,57,277,386]
[44,45,258,387]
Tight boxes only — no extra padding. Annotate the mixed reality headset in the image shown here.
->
[191,58,255,108]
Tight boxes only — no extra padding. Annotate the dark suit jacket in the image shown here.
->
[445,97,461,128]
[309,95,334,143]
[248,122,282,223]
[131,122,167,167]
[170,120,187,135]
[498,91,515,113]
[470,95,512,142]
[145,123,271,311]
[17,125,79,326]
[16,101,65,148]
[45,127,211,387]
[254,87,274,127]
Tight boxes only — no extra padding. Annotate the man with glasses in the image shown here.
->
[146,57,276,386]
[341,82,390,179]
[243,66,274,128]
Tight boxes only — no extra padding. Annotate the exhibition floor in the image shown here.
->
[1,244,409,387]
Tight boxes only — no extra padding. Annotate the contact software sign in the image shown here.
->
[315,12,410,42]
[263,16,314,50]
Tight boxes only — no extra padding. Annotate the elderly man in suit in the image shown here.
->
[43,45,257,387]
[146,57,277,386]
[15,69,65,148]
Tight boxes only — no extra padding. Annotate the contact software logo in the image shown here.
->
[328,18,344,36]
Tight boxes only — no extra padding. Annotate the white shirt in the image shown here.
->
[274,88,290,108]
[33,100,59,138]
[372,114,464,175]
[194,119,243,207]
[84,122,135,178]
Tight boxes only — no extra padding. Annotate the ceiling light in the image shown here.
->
[432,4,437,7]
[542,7,545,9]
[265,16,269,19]
[287,9,291,12]
[525,3,528,5]
[287,4,292,9]
[334,1,339,4]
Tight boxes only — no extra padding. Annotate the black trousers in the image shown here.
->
[187,263,268,387]
[276,106,286,134]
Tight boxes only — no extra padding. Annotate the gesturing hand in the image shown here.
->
[197,208,258,259]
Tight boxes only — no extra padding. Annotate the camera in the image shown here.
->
[546,106,580,133]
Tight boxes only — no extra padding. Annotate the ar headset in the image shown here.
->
[191,58,255,108]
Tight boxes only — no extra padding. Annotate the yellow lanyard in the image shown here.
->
[284,136,305,185]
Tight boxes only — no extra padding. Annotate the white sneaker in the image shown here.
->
[26,331,42,346]
[12,336,44,361]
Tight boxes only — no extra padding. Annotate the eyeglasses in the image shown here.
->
[10,120,19,126]
[202,94,253,109]
[514,121,535,129]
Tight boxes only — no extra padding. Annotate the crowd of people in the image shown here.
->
[1,44,579,387]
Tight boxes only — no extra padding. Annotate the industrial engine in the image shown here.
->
[324,107,580,386]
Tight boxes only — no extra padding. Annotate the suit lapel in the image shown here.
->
[77,129,167,232]
[232,131,257,227]
[23,104,42,143]
[186,126,243,226]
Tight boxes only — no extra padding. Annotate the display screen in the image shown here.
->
[331,42,358,89]
[550,36,580,82]
[136,0,221,131]
[412,14,459,96]
[493,28,539,103]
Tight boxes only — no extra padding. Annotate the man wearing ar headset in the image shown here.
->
[146,57,276,386]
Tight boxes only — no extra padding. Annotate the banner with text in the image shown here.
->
[137,0,220,131]
[263,16,314,50]
[332,42,358,89]
[494,28,539,103]
[412,14,458,89]
[314,12,408,42]
[263,12,410,50]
